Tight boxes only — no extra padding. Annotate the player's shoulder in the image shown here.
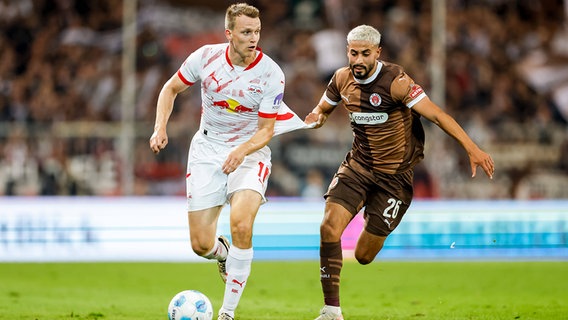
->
[201,43,226,50]
[192,43,226,58]
[331,66,352,83]
[257,51,285,78]
[259,51,283,70]
[335,66,351,76]
[379,60,412,88]
[380,60,405,77]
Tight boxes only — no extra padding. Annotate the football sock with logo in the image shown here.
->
[320,241,343,307]
[203,237,228,261]
[219,246,253,317]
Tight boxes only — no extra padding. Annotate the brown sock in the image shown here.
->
[320,241,343,307]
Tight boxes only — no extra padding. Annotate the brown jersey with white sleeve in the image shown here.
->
[323,61,427,174]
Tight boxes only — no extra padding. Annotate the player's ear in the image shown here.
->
[225,29,232,41]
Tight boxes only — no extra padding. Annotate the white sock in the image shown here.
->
[325,305,342,314]
[219,246,253,317]
[203,237,228,261]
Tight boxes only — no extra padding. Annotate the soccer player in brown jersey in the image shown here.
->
[305,25,495,320]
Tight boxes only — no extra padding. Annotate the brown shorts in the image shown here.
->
[324,155,414,236]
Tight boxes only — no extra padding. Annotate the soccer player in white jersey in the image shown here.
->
[149,3,311,320]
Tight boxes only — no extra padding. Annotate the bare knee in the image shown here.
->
[320,216,346,241]
[355,253,376,265]
[187,206,223,257]
[320,220,340,240]
[354,232,385,265]
[190,239,212,257]
[320,202,353,242]
[190,232,215,257]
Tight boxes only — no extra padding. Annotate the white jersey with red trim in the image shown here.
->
[178,43,289,147]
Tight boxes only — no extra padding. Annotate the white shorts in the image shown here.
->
[185,131,272,211]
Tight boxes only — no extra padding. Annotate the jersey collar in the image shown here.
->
[353,61,383,85]
[225,45,264,71]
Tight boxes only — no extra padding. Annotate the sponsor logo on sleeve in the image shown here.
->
[273,92,284,106]
[409,84,424,100]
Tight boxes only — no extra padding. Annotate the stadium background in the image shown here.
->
[0,0,567,263]
[1,0,567,199]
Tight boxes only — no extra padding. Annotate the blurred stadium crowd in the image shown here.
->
[1,0,567,199]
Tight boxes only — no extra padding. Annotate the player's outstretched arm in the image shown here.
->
[150,74,189,154]
[304,96,336,129]
[413,97,495,179]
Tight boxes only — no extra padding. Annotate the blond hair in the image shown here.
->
[347,25,382,46]
[225,3,260,30]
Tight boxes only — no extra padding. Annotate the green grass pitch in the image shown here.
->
[0,260,566,319]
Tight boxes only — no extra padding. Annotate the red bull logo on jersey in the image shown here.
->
[212,99,254,113]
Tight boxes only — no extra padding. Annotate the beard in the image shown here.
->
[350,63,371,79]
